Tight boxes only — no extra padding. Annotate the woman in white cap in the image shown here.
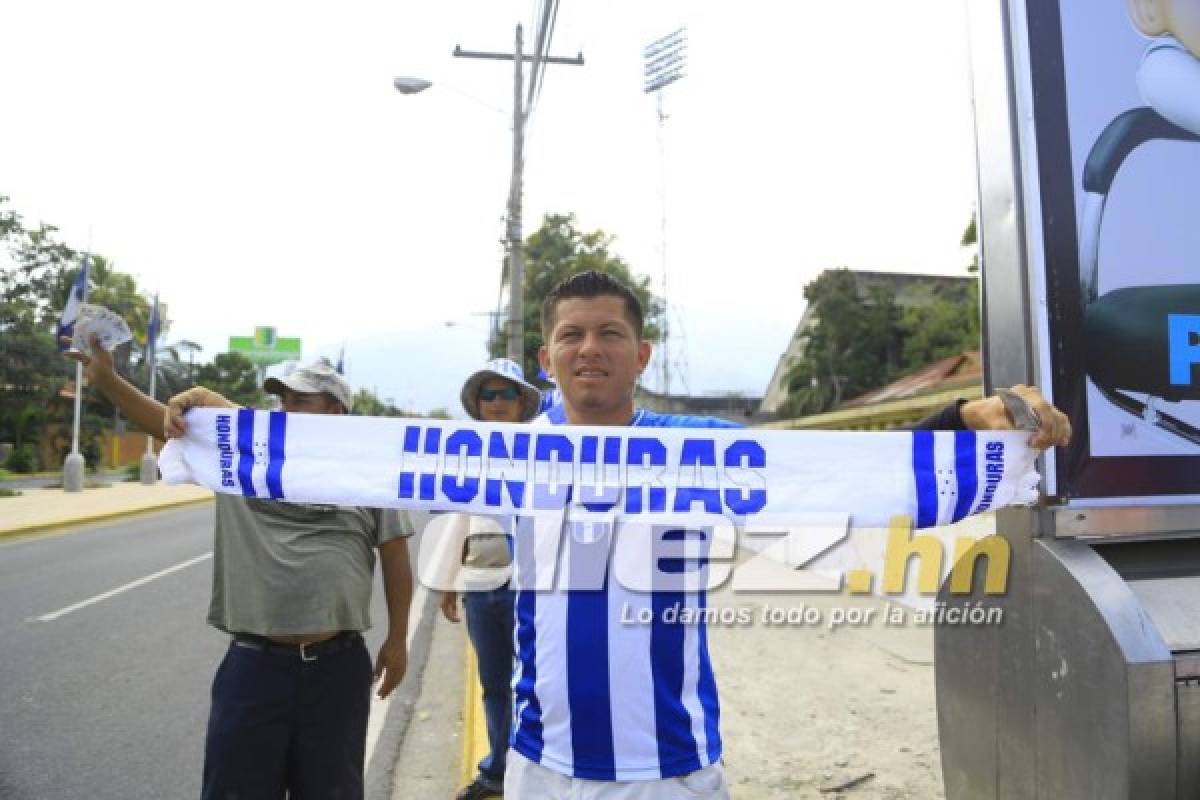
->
[444,358,540,800]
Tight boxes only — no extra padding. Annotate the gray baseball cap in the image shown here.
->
[263,360,354,412]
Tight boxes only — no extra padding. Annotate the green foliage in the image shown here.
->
[5,443,38,473]
[194,352,265,408]
[962,213,979,273]
[1,195,174,460]
[1,197,78,455]
[897,282,980,371]
[350,388,404,417]
[783,269,902,415]
[903,213,982,364]
[489,213,664,384]
[350,388,452,419]
[0,195,80,335]
[143,341,201,403]
[782,214,983,417]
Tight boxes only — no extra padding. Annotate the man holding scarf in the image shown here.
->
[501,270,1070,798]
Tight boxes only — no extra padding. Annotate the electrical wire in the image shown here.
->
[525,0,558,120]
[531,0,559,113]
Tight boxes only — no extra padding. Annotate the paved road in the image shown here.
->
[0,505,412,800]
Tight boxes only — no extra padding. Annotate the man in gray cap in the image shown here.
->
[70,344,413,800]
[261,359,356,416]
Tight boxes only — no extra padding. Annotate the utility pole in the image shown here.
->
[454,25,583,364]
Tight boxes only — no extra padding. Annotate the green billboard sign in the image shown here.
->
[229,326,302,366]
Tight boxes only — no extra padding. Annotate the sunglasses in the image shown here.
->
[479,387,520,402]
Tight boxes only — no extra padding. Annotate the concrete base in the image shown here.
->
[63,452,86,493]
[139,452,158,485]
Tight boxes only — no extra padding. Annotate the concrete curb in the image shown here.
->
[460,640,488,787]
[0,495,215,541]
[365,587,439,799]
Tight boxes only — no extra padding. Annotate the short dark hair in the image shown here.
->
[541,270,645,338]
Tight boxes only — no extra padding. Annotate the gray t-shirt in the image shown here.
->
[209,495,412,636]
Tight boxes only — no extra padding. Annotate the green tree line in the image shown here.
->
[488,213,664,385]
[0,196,409,473]
[782,218,981,416]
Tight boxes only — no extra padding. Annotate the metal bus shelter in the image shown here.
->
[934,2,1200,797]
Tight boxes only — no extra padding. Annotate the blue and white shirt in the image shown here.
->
[510,406,740,781]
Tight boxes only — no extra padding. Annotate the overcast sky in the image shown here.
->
[1,1,979,414]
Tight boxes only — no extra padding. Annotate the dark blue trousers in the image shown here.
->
[202,633,372,800]
[463,587,516,791]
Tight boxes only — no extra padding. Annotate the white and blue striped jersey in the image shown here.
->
[510,406,740,781]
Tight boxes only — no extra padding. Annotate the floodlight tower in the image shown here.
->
[643,28,687,398]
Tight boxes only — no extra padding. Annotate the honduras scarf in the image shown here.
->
[159,409,1039,529]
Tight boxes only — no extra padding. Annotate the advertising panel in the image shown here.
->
[229,326,302,367]
[1018,0,1200,502]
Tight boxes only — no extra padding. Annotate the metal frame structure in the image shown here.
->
[643,28,688,397]
[935,2,1200,797]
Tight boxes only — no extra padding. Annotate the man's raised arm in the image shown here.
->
[67,336,236,442]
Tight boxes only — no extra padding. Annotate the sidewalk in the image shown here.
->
[392,548,945,799]
[0,481,214,538]
[710,549,944,798]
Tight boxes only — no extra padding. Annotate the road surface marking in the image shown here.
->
[32,552,213,622]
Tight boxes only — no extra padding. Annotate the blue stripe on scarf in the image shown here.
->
[236,408,257,498]
[951,430,978,523]
[912,430,936,528]
[265,411,287,499]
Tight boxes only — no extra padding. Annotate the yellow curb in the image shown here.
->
[0,495,214,541]
[460,639,489,788]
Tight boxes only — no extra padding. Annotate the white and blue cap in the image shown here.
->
[460,358,542,421]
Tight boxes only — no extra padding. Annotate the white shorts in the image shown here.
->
[504,750,730,799]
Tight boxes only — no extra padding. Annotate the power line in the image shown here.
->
[526,0,560,120]
[453,18,583,365]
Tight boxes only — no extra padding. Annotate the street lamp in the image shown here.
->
[391,71,524,364]
[392,76,432,95]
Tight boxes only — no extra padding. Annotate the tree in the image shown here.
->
[194,352,264,408]
[962,213,979,274]
[142,341,200,403]
[0,196,80,334]
[781,211,984,418]
[1,195,173,466]
[351,388,403,417]
[897,282,981,371]
[1,197,79,468]
[488,213,664,385]
[783,269,901,415]
[896,213,984,369]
